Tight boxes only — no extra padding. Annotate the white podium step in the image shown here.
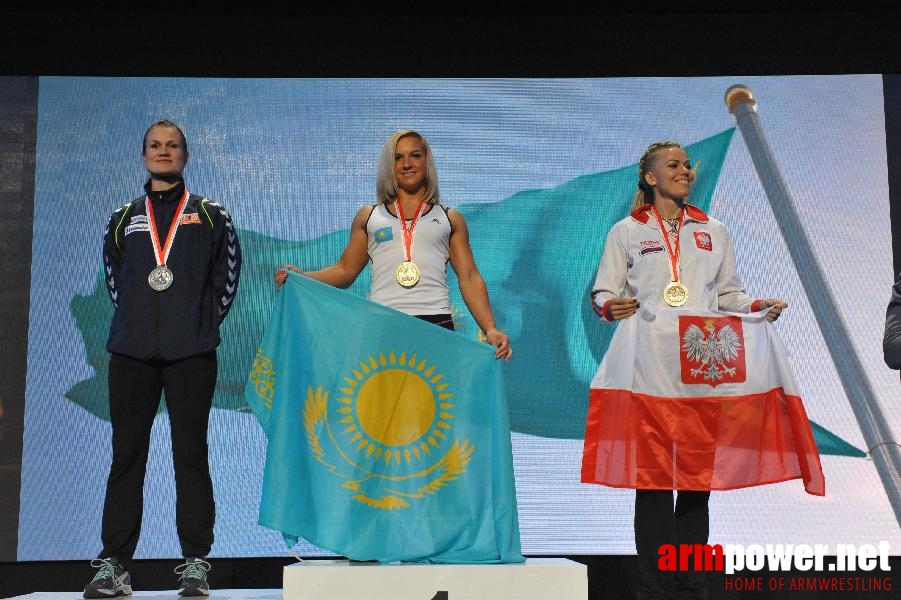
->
[283,557,587,600]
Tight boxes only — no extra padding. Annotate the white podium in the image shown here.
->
[283,557,587,600]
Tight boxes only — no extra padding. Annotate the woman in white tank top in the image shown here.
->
[275,129,512,361]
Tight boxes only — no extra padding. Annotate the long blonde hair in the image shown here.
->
[631,140,683,211]
[375,130,440,204]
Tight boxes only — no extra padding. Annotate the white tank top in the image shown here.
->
[366,203,452,315]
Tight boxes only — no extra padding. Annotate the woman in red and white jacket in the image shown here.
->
[585,140,790,600]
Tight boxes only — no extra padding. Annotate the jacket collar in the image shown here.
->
[144,178,186,204]
[630,203,709,225]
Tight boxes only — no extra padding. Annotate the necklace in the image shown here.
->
[662,216,680,233]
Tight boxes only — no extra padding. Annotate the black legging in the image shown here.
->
[635,489,711,600]
[100,351,217,563]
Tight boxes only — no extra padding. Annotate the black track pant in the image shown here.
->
[635,489,711,600]
[100,351,216,561]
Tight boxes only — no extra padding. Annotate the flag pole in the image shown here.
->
[725,84,901,526]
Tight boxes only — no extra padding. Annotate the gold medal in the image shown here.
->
[395,261,421,288]
[394,198,426,289]
[651,206,690,308]
[663,281,688,307]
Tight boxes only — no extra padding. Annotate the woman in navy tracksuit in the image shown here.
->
[84,120,241,598]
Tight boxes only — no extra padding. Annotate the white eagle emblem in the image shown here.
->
[681,319,742,382]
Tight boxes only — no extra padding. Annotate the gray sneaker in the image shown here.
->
[175,557,211,596]
[83,558,132,598]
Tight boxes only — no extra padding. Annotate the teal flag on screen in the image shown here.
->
[67,128,865,458]
[245,271,524,563]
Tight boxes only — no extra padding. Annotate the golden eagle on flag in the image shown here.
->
[245,272,524,563]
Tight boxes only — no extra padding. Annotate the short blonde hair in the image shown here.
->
[631,140,683,210]
[375,130,440,204]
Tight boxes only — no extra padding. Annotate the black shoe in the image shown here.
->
[83,558,132,598]
[175,557,211,596]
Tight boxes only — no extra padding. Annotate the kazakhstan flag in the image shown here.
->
[246,272,524,563]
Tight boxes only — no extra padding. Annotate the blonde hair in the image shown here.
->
[631,140,683,211]
[375,130,440,205]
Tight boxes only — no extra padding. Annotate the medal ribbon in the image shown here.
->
[146,189,190,267]
[650,205,684,283]
[395,198,426,263]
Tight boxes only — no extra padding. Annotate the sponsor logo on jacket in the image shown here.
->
[124,223,149,236]
[639,239,664,256]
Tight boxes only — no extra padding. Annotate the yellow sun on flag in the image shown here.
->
[335,351,456,465]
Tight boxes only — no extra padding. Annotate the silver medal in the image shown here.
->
[148,266,174,291]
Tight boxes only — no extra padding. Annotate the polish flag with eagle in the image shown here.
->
[581,309,825,495]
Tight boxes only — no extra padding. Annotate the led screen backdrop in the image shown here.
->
[16,75,901,559]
